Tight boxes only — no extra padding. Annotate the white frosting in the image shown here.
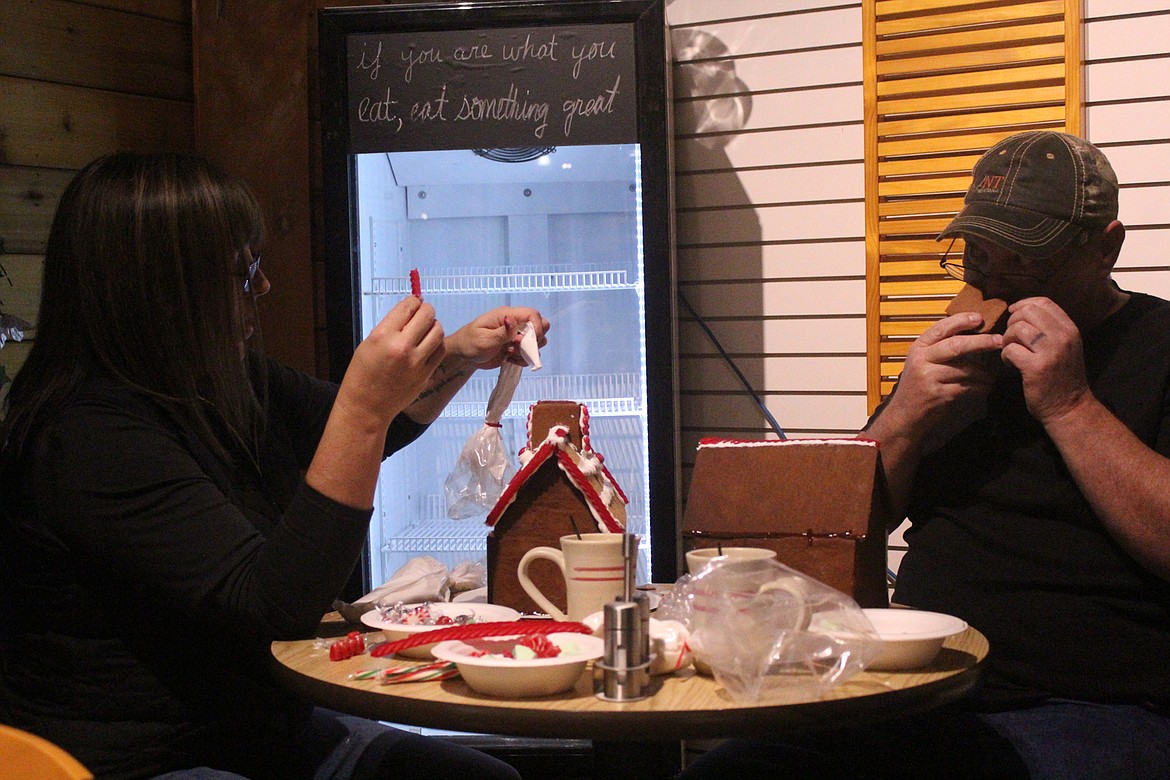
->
[697,438,876,450]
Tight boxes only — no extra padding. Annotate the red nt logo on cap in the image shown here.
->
[976,174,1005,192]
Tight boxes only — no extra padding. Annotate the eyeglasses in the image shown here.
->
[938,231,1092,283]
[242,253,261,293]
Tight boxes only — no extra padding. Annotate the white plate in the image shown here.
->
[360,602,521,659]
[862,608,968,670]
[432,632,604,698]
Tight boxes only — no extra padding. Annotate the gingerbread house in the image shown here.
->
[681,438,891,608]
[485,400,627,614]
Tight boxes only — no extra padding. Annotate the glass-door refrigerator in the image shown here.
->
[317,0,678,597]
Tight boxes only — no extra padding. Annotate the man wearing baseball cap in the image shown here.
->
[682,131,1170,778]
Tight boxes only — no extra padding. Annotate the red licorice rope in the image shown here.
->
[368,620,592,658]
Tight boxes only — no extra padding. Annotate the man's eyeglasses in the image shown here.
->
[938,231,1092,283]
[242,254,261,294]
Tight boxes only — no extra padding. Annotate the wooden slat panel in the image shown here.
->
[881,320,938,336]
[0,0,192,100]
[880,278,962,296]
[0,75,193,170]
[875,2,1064,37]
[878,127,1052,158]
[879,238,961,255]
[880,154,984,176]
[880,259,958,277]
[876,42,1065,78]
[878,196,966,217]
[879,104,1065,136]
[877,63,1065,98]
[878,216,959,235]
[876,20,1064,57]
[878,176,971,198]
[879,85,1065,117]
[880,300,952,316]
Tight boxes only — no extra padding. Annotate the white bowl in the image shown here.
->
[431,633,604,698]
[862,608,968,670]
[360,603,520,659]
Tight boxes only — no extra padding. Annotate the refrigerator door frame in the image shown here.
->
[318,0,680,592]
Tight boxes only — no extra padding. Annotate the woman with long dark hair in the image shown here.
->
[0,152,545,779]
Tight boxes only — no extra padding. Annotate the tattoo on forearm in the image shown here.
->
[415,367,469,401]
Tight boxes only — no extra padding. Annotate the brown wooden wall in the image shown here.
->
[0,0,194,392]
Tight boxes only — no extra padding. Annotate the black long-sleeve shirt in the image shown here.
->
[0,356,425,778]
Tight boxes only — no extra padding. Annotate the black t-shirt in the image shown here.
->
[0,356,425,778]
[880,292,1170,709]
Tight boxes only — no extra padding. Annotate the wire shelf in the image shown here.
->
[365,264,636,296]
[440,372,642,420]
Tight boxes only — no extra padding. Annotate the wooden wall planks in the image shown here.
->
[0,0,194,386]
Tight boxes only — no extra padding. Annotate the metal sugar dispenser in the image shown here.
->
[595,533,652,701]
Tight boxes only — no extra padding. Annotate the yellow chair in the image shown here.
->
[0,724,93,780]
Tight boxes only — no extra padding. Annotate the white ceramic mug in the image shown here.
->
[517,533,626,621]
[685,546,777,575]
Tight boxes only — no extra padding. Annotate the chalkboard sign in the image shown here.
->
[346,24,638,153]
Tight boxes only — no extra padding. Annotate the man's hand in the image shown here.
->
[1000,297,1091,425]
[880,311,1004,441]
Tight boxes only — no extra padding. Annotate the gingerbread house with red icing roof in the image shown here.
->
[485,400,628,614]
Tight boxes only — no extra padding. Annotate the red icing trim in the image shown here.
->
[554,449,624,533]
[485,439,558,527]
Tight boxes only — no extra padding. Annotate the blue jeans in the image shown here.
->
[677,699,1170,780]
[149,708,519,780]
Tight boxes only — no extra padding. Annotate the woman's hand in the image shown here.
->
[445,307,550,371]
[336,296,446,431]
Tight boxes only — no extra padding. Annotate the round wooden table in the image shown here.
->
[271,624,987,741]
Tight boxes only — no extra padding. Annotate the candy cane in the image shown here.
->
[380,661,459,684]
[368,620,591,658]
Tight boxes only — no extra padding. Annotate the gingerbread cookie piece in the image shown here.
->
[946,284,1008,334]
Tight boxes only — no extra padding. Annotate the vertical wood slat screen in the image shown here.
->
[863,0,1083,411]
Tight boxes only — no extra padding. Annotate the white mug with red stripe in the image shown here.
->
[517,533,625,621]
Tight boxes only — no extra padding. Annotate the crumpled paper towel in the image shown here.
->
[333,556,487,623]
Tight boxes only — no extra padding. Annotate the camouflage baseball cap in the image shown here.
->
[938,131,1119,259]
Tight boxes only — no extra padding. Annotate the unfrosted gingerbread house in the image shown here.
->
[681,437,891,608]
[486,400,627,614]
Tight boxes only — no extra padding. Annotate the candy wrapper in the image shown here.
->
[444,361,523,519]
[663,558,883,703]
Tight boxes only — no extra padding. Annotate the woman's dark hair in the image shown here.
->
[1,152,266,467]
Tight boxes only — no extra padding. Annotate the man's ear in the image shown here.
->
[1100,220,1126,269]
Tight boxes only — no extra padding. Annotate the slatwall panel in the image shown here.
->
[668,0,868,485]
[863,0,1082,410]
[1083,1,1170,299]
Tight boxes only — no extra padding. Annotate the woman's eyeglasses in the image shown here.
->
[242,254,261,293]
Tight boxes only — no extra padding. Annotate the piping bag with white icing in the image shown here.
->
[443,362,530,520]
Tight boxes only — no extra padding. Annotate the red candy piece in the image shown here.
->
[516,634,561,658]
[409,268,421,298]
[368,620,591,658]
[328,631,366,661]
